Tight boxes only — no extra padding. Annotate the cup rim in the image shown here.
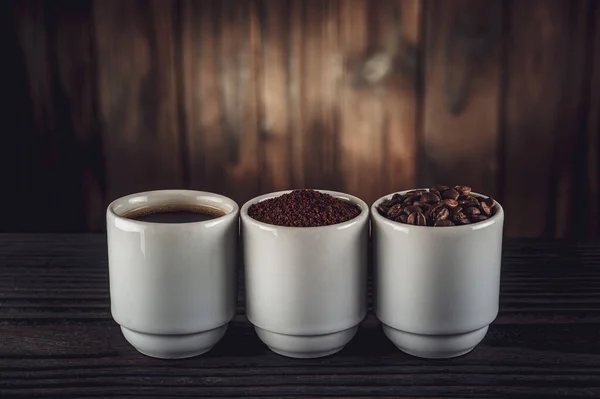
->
[371,189,504,232]
[240,189,369,231]
[107,189,240,227]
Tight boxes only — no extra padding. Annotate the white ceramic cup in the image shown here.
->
[372,190,504,359]
[241,190,369,358]
[106,190,239,359]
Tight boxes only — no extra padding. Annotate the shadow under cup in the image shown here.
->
[106,190,239,359]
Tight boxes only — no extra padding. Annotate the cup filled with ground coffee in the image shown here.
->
[241,189,369,358]
[371,185,504,359]
[106,190,238,359]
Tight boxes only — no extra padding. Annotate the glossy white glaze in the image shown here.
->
[241,190,369,358]
[372,190,504,359]
[106,190,238,359]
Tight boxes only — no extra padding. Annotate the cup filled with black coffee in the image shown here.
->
[240,189,369,358]
[371,185,504,359]
[106,190,239,359]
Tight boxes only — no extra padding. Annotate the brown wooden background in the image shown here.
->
[1,0,599,237]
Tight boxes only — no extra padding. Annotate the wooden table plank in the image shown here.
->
[1,234,600,398]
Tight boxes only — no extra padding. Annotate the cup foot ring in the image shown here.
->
[269,346,345,359]
[382,324,489,359]
[254,325,359,359]
[120,323,229,359]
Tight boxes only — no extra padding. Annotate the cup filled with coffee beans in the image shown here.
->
[371,185,504,359]
[106,190,239,359]
[241,189,369,358]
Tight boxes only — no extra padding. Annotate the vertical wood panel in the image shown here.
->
[553,1,591,238]
[2,0,44,232]
[4,0,600,237]
[181,0,260,204]
[257,0,292,193]
[382,0,424,197]
[51,0,105,231]
[94,0,183,202]
[339,0,420,204]
[339,0,385,203]
[503,0,587,237]
[9,0,94,232]
[421,0,502,197]
[288,0,305,188]
[587,3,600,237]
[7,0,50,232]
[299,0,342,191]
[384,0,421,195]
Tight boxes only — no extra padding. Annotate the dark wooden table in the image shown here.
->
[1,234,600,398]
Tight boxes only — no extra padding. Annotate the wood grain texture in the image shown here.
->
[2,235,600,398]
[0,0,40,233]
[3,0,600,238]
[4,0,96,233]
[294,0,342,192]
[256,0,293,193]
[49,0,105,232]
[94,0,184,202]
[339,0,383,203]
[587,2,600,238]
[551,1,592,239]
[340,0,421,204]
[181,0,260,205]
[503,0,589,238]
[384,0,421,194]
[421,0,502,198]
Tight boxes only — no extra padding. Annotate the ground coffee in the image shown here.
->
[248,189,361,227]
[377,185,498,227]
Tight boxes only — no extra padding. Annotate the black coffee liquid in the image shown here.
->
[122,204,226,223]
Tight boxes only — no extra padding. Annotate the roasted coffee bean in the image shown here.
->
[389,194,403,206]
[412,202,432,211]
[378,186,497,227]
[442,199,459,209]
[404,205,422,215]
[460,196,480,207]
[480,200,492,216]
[387,203,404,219]
[378,204,390,215]
[452,211,470,225]
[427,203,442,217]
[434,219,455,227]
[442,188,460,200]
[407,211,427,226]
[403,194,420,205]
[430,205,450,221]
[455,185,472,196]
[464,206,481,218]
[395,214,408,223]
[421,192,440,204]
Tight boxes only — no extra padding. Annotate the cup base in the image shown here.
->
[381,324,489,359]
[120,323,229,359]
[254,325,359,359]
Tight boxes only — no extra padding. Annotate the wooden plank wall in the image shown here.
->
[2,0,599,237]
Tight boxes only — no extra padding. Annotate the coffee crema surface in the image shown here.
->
[122,204,226,223]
